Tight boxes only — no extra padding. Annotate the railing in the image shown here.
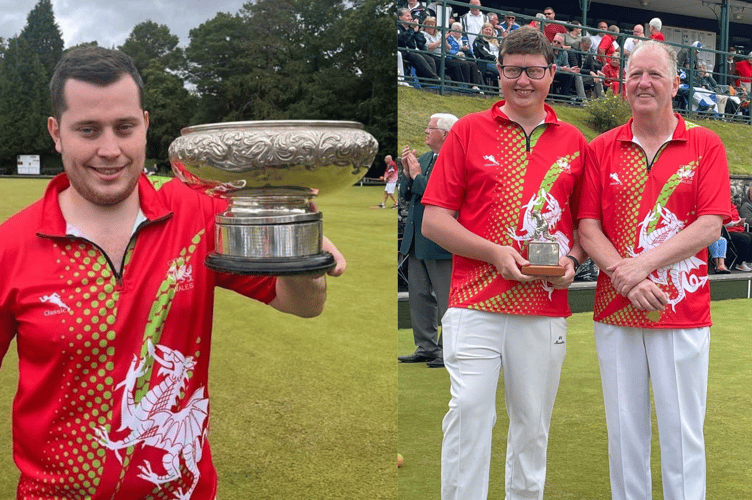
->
[398,2,750,123]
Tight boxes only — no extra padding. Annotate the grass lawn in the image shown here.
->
[398,300,752,499]
[0,178,397,499]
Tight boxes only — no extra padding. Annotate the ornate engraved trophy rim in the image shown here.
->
[180,120,366,136]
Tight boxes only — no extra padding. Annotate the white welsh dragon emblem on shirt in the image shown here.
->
[629,204,707,311]
[95,341,209,500]
[507,190,571,299]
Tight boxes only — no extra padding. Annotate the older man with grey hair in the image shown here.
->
[398,113,459,368]
[580,40,729,500]
[648,17,664,41]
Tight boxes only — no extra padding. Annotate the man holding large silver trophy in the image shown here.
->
[0,45,376,499]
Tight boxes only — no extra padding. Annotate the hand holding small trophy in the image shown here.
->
[520,210,566,277]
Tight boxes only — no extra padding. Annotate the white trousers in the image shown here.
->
[441,308,567,500]
[594,322,709,500]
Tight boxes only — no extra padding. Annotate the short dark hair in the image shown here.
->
[49,46,144,120]
[499,28,554,66]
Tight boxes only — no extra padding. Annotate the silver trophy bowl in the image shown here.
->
[168,120,378,275]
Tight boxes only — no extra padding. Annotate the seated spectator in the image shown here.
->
[602,49,625,96]
[563,21,582,49]
[734,51,752,94]
[398,7,440,83]
[596,25,619,65]
[648,17,664,41]
[447,22,474,58]
[739,184,752,227]
[572,36,604,98]
[697,63,731,115]
[401,0,431,24]
[446,23,485,87]
[422,17,469,86]
[473,22,501,85]
[498,13,520,37]
[726,204,752,271]
[708,235,730,273]
[528,13,545,29]
[551,33,579,101]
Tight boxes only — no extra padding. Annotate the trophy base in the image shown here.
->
[521,265,566,277]
[205,252,336,276]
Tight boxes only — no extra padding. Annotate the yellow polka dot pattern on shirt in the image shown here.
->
[26,242,122,499]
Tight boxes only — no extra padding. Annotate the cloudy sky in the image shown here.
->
[0,0,249,49]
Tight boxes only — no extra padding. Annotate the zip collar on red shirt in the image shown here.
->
[36,173,173,238]
[614,113,689,145]
[491,100,560,127]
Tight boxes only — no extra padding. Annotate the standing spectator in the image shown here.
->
[378,155,399,208]
[579,40,730,500]
[499,12,520,37]
[725,46,737,81]
[572,36,605,98]
[734,51,752,94]
[589,20,609,54]
[648,17,665,41]
[552,33,579,100]
[398,7,440,83]
[401,0,430,24]
[473,22,501,86]
[562,21,582,49]
[677,40,702,73]
[427,0,454,29]
[422,28,587,500]
[422,17,470,87]
[622,24,645,57]
[542,6,567,43]
[398,113,458,368]
[460,0,487,48]
[596,25,619,65]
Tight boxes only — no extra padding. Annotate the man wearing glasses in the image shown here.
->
[422,28,587,500]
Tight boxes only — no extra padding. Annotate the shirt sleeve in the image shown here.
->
[422,126,467,212]
[215,274,278,304]
[695,130,731,219]
[577,141,604,221]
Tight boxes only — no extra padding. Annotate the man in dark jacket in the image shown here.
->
[398,113,458,368]
[398,7,440,83]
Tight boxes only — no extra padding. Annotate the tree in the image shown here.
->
[0,37,53,165]
[141,60,197,167]
[19,0,64,77]
[119,21,184,78]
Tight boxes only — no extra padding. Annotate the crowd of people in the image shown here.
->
[398,24,746,499]
[397,2,752,119]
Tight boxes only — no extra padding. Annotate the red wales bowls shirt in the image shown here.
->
[0,174,277,499]
[579,115,730,328]
[422,102,586,317]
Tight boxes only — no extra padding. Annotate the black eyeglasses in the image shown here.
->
[499,65,551,79]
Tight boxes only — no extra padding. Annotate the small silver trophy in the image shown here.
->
[168,120,378,275]
[521,210,565,277]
